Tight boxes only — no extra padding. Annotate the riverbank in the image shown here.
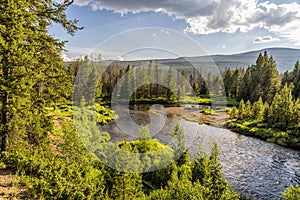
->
[163,106,300,150]
[163,106,231,127]
[101,95,239,107]
[226,119,300,150]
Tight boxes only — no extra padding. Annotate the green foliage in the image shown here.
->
[95,103,117,125]
[228,118,300,149]
[192,143,239,199]
[238,52,279,103]
[281,60,300,99]
[111,171,145,200]
[252,97,265,120]
[150,170,205,200]
[268,84,299,129]
[0,0,80,153]
[2,121,106,199]
[244,100,252,118]
[229,106,238,119]
[202,109,216,115]
[238,99,246,119]
[150,143,240,200]
[282,185,300,200]
[223,68,241,98]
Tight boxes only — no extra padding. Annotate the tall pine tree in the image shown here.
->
[0,0,80,152]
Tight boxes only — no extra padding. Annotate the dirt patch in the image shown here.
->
[0,166,26,199]
[164,107,230,127]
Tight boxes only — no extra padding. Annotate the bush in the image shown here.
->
[282,185,300,200]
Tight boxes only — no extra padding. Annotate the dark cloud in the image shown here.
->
[74,0,300,43]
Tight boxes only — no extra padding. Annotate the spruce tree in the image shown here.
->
[268,84,297,129]
[252,96,264,120]
[291,60,300,98]
[238,99,246,120]
[111,171,144,200]
[0,0,80,152]
[244,100,252,118]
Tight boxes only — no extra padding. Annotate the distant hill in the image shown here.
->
[156,48,300,73]
[66,48,300,73]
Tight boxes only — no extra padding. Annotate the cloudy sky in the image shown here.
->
[51,0,300,60]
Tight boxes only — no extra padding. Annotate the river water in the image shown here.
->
[102,104,300,200]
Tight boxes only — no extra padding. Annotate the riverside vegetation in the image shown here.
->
[0,0,299,199]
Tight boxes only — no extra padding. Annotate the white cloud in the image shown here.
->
[73,0,300,45]
[253,35,280,44]
[152,33,157,37]
[116,56,124,61]
[60,53,85,62]
[61,53,72,62]
[222,45,227,49]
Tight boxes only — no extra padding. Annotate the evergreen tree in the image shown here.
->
[230,68,241,98]
[191,143,239,199]
[167,66,176,100]
[252,97,264,120]
[238,67,253,101]
[268,84,297,129]
[238,52,279,103]
[238,99,246,120]
[291,60,300,98]
[229,106,238,119]
[223,68,233,97]
[171,123,188,167]
[111,171,144,200]
[244,100,252,118]
[0,0,80,152]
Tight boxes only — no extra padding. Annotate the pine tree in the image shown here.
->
[223,68,233,97]
[230,68,241,98]
[252,97,264,120]
[167,66,176,100]
[238,52,279,103]
[229,106,238,119]
[111,171,144,200]
[291,60,300,98]
[268,84,297,129]
[238,99,246,119]
[171,123,188,166]
[238,67,253,101]
[244,100,252,118]
[0,0,80,152]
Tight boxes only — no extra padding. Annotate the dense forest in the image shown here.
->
[1,0,300,199]
[225,53,300,149]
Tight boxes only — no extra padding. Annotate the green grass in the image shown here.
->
[102,94,239,106]
[201,109,215,115]
[227,118,300,150]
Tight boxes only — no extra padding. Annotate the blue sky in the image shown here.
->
[51,0,300,61]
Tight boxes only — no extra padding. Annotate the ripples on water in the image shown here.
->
[102,106,300,200]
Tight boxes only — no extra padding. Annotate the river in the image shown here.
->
[101,104,300,200]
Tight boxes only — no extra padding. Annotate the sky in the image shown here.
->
[51,0,300,61]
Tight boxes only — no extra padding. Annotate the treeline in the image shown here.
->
[223,51,300,103]
[67,56,227,104]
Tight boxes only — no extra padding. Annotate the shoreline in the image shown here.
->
[163,106,300,151]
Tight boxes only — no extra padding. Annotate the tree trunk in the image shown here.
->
[1,92,9,153]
